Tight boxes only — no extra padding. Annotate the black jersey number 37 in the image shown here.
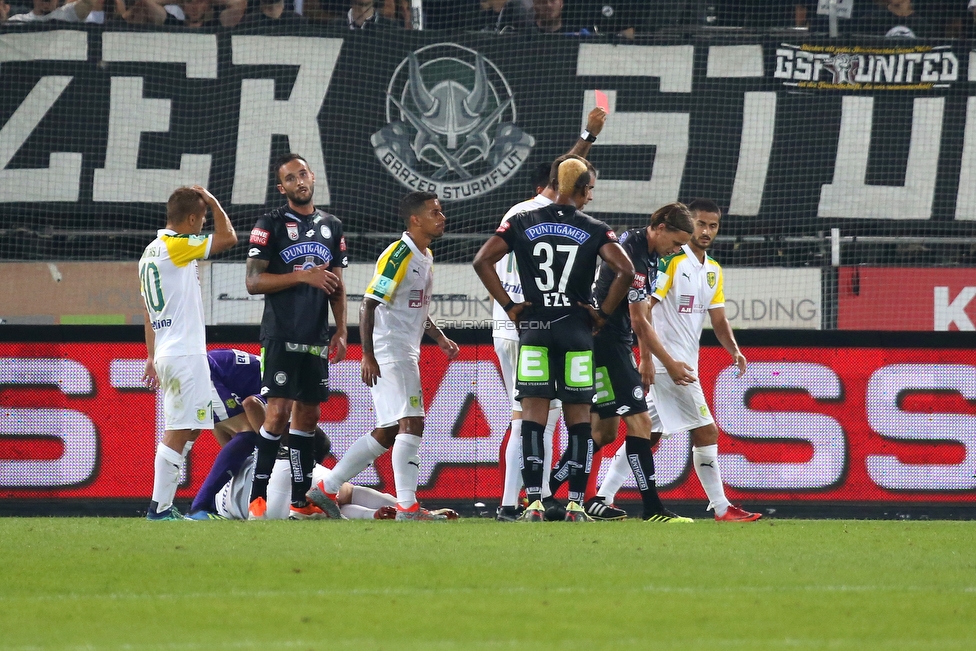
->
[533,242,578,306]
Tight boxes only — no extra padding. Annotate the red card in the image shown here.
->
[595,90,610,114]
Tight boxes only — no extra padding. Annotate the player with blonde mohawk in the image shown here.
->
[474,156,634,522]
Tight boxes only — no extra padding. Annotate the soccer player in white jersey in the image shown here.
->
[597,199,761,522]
[140,186,237,520]
[308,191,460,521]
[494,107,608,522]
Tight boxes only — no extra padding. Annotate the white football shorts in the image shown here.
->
[154,354,214,430]
[647,375,714,435]
[370,358,425,428]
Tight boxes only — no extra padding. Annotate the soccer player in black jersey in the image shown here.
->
[580,202,698,523]
[244,153,348,520]
[473,157,635,522]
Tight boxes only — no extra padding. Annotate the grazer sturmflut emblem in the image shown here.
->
[371,43,535,202]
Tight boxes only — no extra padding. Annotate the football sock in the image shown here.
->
[501,419,523,507]
[626,435,665,515]
[288,429,315,507]
[349,485,397,510]
[540,406,559,498]
[520,420,546,503]
[191,430,258,513]
[583,442,604,501]
[693,444,731,516]
[392,433,422,508]
[151,443,184,513]
[597,446,630,503]
[565,423,594,504]
[325,433,387,494]
[339,504,377,519]
[249,427,281,502]
[549,447,571,496]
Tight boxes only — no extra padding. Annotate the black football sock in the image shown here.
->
[549,447,572,495]
[249,428,281,502]
[289,431,315,507]
[520,420,546,504]
[625,435,664,516]
[565,423,594,504]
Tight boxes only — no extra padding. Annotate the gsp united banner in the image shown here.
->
[2,340,974,505]
[2,28,976,244]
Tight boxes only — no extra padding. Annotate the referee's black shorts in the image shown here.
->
[260,340,329,403]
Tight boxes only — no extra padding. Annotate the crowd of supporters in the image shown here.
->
[1,1,975,39]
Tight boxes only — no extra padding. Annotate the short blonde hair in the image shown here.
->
[557,158,589,196]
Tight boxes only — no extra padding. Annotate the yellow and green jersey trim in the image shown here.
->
[161,233,210,268]
[365,239,414,304]
[653,250,690,300]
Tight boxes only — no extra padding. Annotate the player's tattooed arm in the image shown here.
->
[359,297,382,386]
[245,257,339,295]
[328,267,348,363]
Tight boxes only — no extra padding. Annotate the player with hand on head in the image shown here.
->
[245,153,348,520]
[576,202,696,523]
[493,107,608,522]
[306,191,460,522]
[596,199,761,522]
[141,186,238,520]
[474,156,634,522]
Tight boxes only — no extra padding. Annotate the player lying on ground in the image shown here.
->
[187,349,407,521]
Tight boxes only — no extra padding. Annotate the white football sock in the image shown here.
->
[596,447,630,503]
[151,444,184,513]
[339,504,377,520]
[392,433,422,509]
[541,406,559,498]
[324,435,386,494]
[501,419,523,507]
[350,485,397,510]
[693,445,731,515]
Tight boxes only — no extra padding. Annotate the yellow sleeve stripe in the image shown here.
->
[365,240,413,303]
[653,253,684,300]
[162,234,211,267]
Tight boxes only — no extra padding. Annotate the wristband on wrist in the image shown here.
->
[502,300,516,312]
[580,129,597,143]
[597,306,610,320]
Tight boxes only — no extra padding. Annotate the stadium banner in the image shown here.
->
[838,267,976,331]
[1,28,975,240]
[207,263,822,328]
[2,340,974,506]
[0,261,820,328]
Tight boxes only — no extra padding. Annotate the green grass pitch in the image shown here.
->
[1,518,973,650]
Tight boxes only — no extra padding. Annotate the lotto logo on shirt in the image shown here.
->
[409,289,424,308]
[249,228,269,246]
[678,295,695,313]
